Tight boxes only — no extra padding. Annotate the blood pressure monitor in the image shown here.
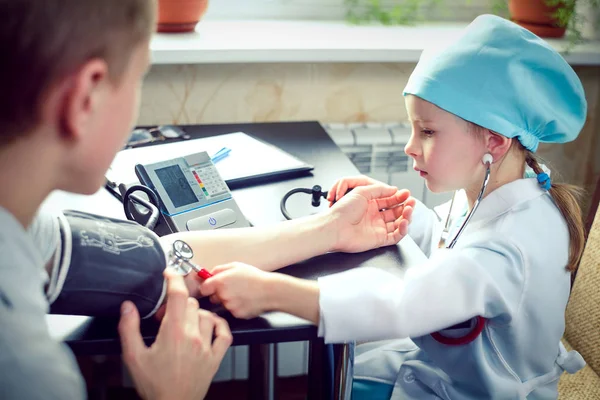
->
[134,151,249,233]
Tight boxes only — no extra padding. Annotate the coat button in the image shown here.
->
[404,373,415,383]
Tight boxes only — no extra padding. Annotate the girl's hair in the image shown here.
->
[467,121,585,272]
[524,152,586,272]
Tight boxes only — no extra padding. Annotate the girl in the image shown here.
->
[199,14,587,399]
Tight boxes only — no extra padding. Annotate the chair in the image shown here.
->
[558,176,600,398]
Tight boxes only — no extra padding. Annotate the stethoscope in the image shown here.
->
[280,184,329,220]
[437,153,493,249]
[166,239,213,280]
[431,152,492,346]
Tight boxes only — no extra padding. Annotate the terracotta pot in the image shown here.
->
[508,0,570,38]
[157,0,209,33]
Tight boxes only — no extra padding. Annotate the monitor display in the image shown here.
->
[155,165,198,208]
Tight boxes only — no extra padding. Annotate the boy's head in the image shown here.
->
[0,0,155,194]
[402,14,587,193]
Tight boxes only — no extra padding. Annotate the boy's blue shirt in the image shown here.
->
[0,206,86,400]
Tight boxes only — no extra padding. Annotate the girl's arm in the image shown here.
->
[201,233,525,344]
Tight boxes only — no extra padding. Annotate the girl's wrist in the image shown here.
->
[263,272,285,312]
[262,272,320,325]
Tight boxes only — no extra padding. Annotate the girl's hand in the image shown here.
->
[327,175,381,206]
[199,263,274,319]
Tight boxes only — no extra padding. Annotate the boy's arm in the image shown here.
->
[0,297,87,399]
[161,182,412,273]
[1,214,86,399]
[159,212,337,273]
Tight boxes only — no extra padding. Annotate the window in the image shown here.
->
[204,0,495,22]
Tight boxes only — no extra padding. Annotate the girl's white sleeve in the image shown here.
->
[317,232,525,343]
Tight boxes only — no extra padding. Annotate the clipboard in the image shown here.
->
[106,132,314,189]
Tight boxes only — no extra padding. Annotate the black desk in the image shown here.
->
[47,121,426,399]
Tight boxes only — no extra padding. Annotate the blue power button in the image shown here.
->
[208,217,217,226]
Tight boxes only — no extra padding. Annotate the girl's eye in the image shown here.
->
[421,129,435,136]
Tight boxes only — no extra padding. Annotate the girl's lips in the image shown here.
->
[414,166,428,177]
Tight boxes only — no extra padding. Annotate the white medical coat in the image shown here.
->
[317,178,585,399]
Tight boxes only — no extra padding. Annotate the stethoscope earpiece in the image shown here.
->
[482,153,493,165]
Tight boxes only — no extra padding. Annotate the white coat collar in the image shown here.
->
[468,178,547,225]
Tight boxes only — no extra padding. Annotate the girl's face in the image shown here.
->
[404,95,488,194]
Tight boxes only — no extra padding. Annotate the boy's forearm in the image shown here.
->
[267,273,320,325]
[162,212,339,272]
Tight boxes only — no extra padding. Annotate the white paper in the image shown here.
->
[106,132,309,186]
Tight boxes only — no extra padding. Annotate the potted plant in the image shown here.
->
[497,0,599,43]
[157,0,209,33]
[344,0,443,25]
[345,0,599,44]
[508,0,573,38]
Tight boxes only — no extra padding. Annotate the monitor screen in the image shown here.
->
[155,165,198,208]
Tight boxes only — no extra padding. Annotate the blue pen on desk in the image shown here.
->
[211,147,231,164]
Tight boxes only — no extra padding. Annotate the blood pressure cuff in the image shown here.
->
[47,210,167,318]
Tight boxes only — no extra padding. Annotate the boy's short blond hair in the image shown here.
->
[0,0,156,145]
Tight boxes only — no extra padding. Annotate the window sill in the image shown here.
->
[150,20,600,66]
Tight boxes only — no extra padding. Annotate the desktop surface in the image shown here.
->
[47,121,425,354]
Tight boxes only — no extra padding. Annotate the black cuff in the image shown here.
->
[49,210,166,318]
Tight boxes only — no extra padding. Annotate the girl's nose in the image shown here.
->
[404,132,420,159]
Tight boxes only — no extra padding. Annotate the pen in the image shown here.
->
[211,147,231,163]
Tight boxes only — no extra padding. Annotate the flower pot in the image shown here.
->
[508,0,570,38]
[157,0,209,33]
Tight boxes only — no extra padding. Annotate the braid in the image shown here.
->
[525,151,585,272]
[525,152,544,176]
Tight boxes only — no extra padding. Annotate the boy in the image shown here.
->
[0,1,232,399]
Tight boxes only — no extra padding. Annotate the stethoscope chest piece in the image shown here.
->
[167,239,195,276]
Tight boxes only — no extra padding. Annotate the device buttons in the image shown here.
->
[187,209,237,231]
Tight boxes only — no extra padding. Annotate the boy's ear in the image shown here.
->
[59,59,109,141]
[485,130,512,163]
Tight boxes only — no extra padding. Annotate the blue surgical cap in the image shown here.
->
[403,14,587,152]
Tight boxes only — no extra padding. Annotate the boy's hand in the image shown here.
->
[326,176,416,253]
[118,270,232,400]
[327,175,381,206]
[199,263,273,319]
[153,273,205,321]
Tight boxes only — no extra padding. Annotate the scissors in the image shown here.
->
[167,239,213,280]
